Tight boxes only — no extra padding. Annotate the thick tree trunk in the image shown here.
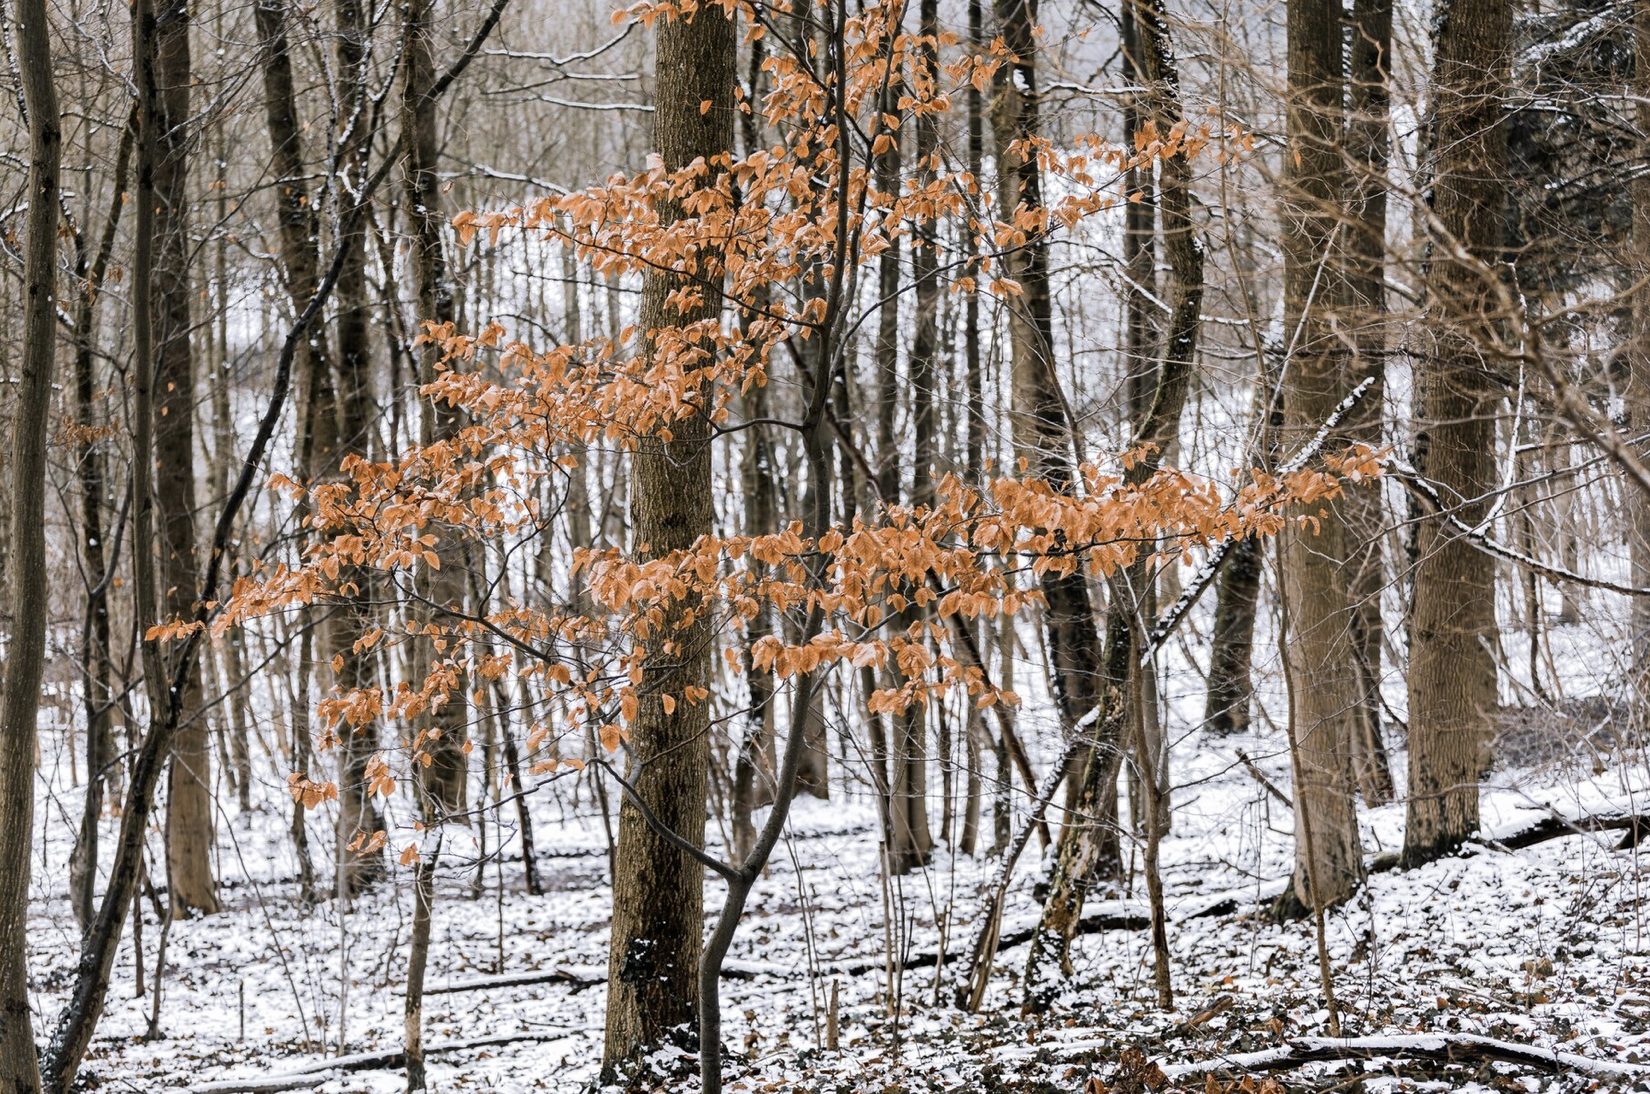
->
[599,1,732,1078]
[155,0,218,919]
[1279,0,1364,909]
[1402,0,1509,867]
[0,0,60,1080]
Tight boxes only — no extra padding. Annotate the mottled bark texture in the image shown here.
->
[600,1,733,1078]
[1279,0,1364,909]
[400,0,469,1084]
[1403,0,1510,866]
[332,0,386,898]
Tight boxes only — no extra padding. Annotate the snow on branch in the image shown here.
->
[1139,376,1378,666]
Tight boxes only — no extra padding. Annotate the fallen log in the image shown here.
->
[1160,1033,1650,1083]
[1482,811,1650,852]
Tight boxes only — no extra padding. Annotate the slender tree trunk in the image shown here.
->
[0,0,60,1078]
[1345,0,1395,805]
[732,372,778,860]
[332,0,386,898]
[258,0,332,907]
[155,0,218,918]
[1023,0,1202,1006]
[887,0,942,875]
[1629,0,1650,726]
[1279,0,1364,909]
[68,112,133,933]
[1403,0,1509,866]
[1205,533,1261,734]
[399,0,471,1086]
[45,0,175,1077]
[600,1,732,1077]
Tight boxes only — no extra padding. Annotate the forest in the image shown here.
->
[2,0,1649,1088]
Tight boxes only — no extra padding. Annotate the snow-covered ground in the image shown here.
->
[24,681,1650,1092]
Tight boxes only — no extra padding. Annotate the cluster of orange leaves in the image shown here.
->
[207,0,1312,821]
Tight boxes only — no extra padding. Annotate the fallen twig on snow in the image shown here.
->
[1160,1032,1650,1082]
[190,1031,570,1092]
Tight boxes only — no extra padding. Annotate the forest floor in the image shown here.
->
[25,700,1650,1093]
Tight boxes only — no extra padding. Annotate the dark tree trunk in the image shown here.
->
[888,0,942,875]
[0,0,60,1079]
[1023,0,1203,1008]
[599,1,733,1078]
[68,113,133,934]
[154,0,218,919]
[332,0,387,899]
[1345,0,1395,806]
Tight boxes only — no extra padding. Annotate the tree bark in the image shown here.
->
[1279,0,1364,908]
[1022,0,1202,1007]
[1403,0,1509,866]
[0,0,60,1079]
[399,0,470,1084]
[1629,0,1650,725]
[332,0,386,899]
[1345,0,1395,806]
[154,0,218,919]
[599,0,732,1078]
[887,0,943,875]
[68,110,133,934]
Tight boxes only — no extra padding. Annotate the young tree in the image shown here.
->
[1023,0,1205,1004]
[0,0,60,1080]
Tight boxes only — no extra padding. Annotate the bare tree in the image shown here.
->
[0,0,61,1078]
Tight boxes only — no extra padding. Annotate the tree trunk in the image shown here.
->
[400,0,470,1084]
[1205,533,1261,734]
[332,0,386,899]
[888,0,943,875]
[155,0,218,919]
[258,0,331,908]
[0,0,60,1079]
[1629,0,1650,726]
[1345,0,1395,806]
[599,1,732,1078]
[1023,0,1202,1007]
[68,111,133,934]
[1403,0,1509,866]
[1279,0,1364,909]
